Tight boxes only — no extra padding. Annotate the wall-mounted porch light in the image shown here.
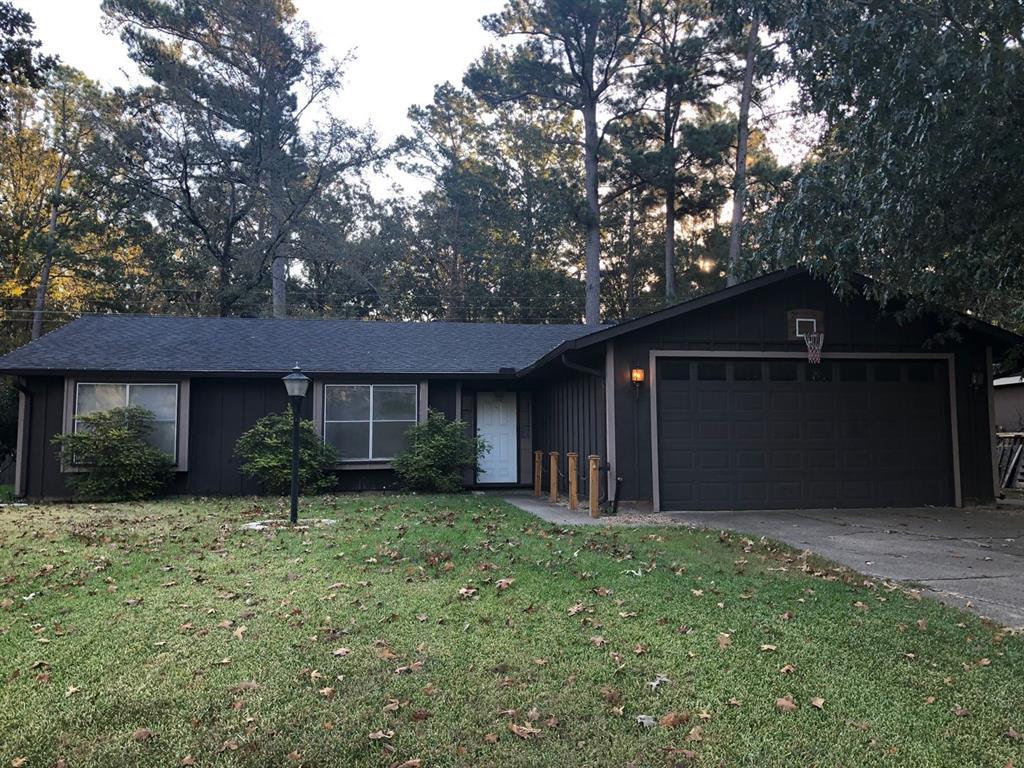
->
[630,366,645,402]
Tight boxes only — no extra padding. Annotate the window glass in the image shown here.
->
[838,362,868,382]
[372,385,417,420]
[697,361,726,381]
[874,362,901,382]
[325,385,370,421]
[74,382,178,461]
[733,361,762,381]
[324,422,370,461]
[77,383,125,414]
[907,362,936,383]
[769,361,798,381]
[372,421,413,459]
[805,363,832,382]
[658,360,690,380]
[128,384,177,421]
[324,384,418,461]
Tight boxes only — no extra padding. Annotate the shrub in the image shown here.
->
[234,411,338,495]
[51,406,175,501]
[392,409,487,493]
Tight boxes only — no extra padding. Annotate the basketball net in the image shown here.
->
[804,332,824,364]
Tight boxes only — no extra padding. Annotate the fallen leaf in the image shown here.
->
[717,633,732,650]
[1007,727,1021,741]
[483,732,499,744]
[779,663,796,675]
[775,696,797,712]
[810,697,825,710]
[65,685,80,698]
[368,729,394,741]
[760,644,777,652]
[686,725,704,742]
[509,722,541,739]
[951,705,970,718]
[319,686,335,699]
[132,727,155,742]
[231,625,246,640]
[333,647,350,657]
[394,761,422,768]
[181,757,196,766]
[636,715,656,728]
[496,578,515,590]
[659,711,689,728]
[11,759,27,768]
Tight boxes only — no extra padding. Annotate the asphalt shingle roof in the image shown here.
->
[0,316,599,375]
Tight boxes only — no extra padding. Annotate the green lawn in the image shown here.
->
[0,496,1021,768]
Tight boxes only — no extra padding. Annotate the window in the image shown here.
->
[769,361,799,381]
[697,361,726,381]
[733,361,763,381]
[323,384,418,461]
[75,383,179,460]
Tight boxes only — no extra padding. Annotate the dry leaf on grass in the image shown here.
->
[776,696,797,712]
[810,697,825,710]
[509,722,541,739]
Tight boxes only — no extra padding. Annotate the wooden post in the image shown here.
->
[567,453,578,511]
[534,451,543,497]
[588,455,601,518]
[549,451,559,503]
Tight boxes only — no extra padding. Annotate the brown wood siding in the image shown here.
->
[611,273,997,504]
[21,376,68,498]
[187,377,312,496]
[427,381,458,419]
[533,372,605,494]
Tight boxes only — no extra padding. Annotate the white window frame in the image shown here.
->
[322,383,419,462]
[62,378,189,471]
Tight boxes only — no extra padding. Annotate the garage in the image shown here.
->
[655,356,956,511]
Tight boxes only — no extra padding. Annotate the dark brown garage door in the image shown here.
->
[656,358,955,510]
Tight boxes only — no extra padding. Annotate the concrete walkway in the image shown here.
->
[503,494,1024,629]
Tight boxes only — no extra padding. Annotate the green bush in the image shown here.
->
[234,411,338,495]
[51,406,175,501]
[392,409,487,493]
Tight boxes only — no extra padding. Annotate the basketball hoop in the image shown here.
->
[804,332,824,364]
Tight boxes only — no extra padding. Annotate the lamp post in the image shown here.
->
[282,363,310,524]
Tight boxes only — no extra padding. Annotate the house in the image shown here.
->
[994,375,1024,433]
[1,268,1017,510]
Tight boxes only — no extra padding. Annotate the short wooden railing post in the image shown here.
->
[588,455,601,518]
[534,451,543,497]
[549,451,559,503]
[567,453,579,511]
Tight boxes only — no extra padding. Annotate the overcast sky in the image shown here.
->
[18,0,506,190]
[18,1,809,191]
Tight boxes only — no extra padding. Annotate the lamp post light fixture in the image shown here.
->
[282,363,311,524]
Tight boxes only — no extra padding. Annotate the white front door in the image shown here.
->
[476,392,517,484]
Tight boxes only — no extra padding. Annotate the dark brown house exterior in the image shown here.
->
[2,269,1016,510]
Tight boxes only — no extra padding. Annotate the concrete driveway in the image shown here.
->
[668,505,1024,629]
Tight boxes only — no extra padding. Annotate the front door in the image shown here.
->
[476,392,517,484]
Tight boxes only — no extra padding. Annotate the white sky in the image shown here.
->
[18,0,808,193]
[18,0,506,192]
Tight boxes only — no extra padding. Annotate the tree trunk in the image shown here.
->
[218,184,237,317]
[726,10,760,288]
[272,256,287,317]
[31,161,67,340]
[582,101,601,325]
[664,178,676,302]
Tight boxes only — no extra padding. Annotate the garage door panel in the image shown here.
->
[657,358,954,510]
